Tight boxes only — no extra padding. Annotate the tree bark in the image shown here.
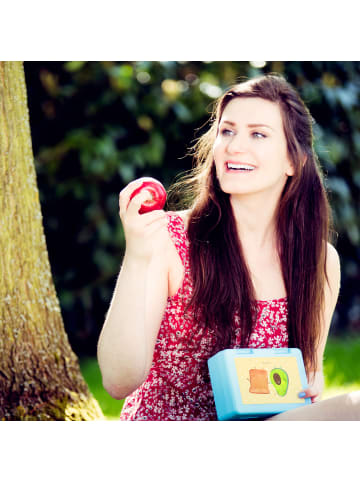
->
[0,61,104,420]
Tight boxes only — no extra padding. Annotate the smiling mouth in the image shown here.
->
[226,162,256,172]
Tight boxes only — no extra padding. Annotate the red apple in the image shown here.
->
[129,177,167,214]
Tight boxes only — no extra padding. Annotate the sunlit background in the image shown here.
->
[23,61,360,417]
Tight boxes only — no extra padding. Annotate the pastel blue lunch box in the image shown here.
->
[208,348,311,420]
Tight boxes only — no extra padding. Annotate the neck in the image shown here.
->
[230,192,280,251]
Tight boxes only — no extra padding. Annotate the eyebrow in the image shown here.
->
[221,120,275,131]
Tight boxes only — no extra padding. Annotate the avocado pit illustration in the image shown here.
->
[269,368,289,396]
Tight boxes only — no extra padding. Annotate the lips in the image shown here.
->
[225,161,256,172]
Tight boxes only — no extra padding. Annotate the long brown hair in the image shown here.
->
[169,74,332,373]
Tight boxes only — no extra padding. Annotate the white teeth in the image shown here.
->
[227,162,255,171]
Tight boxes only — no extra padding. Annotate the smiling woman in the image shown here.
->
[177,75,332,374]
[213,97,294,198]
[97,73,360,421]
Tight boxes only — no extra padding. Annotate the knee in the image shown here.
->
[347,390,360,406]
[342,390,360,420]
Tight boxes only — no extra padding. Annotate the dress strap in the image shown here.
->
[166,211,188,268]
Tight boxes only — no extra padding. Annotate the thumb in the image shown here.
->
[127,190,152,215]
[298,387,317,403]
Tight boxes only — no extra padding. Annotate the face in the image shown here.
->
[213,97,294,199]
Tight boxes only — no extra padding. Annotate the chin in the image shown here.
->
[219,181,254,196]
[220,177,286,199]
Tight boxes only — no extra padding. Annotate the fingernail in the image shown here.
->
[298,391,306,398]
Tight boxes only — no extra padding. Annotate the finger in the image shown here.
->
[120,189,151,219]
[127,190,153,216]
[134,212,168,237]
[140,209,167,225]
[143,215,169,238]
[298,388,316,400]
[119,180,146,217]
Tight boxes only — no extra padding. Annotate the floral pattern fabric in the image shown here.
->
[120,212,288,421]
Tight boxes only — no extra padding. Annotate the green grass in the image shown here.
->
[80,334,360,419]
[322,334,360,399]
[79,357,124,420]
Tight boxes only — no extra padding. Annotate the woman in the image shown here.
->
[97,74,360,420]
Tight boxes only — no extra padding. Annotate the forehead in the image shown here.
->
[220,97,283,128]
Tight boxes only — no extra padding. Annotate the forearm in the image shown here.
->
[97,254,165,398]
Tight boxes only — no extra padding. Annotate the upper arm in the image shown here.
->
[143,239,172,372]
[316,242,341,366]
[324,242,341,321]
[143,211,190,376]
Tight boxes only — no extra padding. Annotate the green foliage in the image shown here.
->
[24,61,360,355]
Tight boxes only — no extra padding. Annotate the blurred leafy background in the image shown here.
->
[24,61,360,360]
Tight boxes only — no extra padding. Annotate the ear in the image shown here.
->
[301,153,307,168]
[285,157,295,177]
[285,153,307,177]
[286,166,294,176]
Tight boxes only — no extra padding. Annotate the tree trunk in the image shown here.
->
[0,61,104,420]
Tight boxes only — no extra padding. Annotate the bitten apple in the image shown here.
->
[129,177,167,214]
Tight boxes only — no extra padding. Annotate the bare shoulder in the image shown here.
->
[326,242,341,274]
[325,242,341,299]
[171,209,191,230]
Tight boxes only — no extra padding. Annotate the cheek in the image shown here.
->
[213,134,226,151]
[212,139,226,167]
[213,143,223,163]
[212,139,219,156]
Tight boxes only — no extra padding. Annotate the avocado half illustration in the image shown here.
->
[270,368,289,396]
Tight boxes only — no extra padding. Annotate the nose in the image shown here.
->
[226,133,247,154]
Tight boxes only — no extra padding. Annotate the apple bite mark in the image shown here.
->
[129,178,167,214]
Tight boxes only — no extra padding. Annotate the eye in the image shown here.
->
[220,128,235,136]
[252,131,267,139]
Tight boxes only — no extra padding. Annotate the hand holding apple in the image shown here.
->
[119,178,169,261]
[129,178,167,214]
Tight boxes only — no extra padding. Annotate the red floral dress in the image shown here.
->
[120,212,288,421]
